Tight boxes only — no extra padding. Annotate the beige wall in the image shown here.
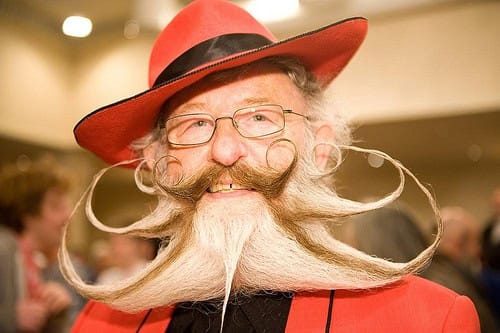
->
[1,1,499,147]
[0,18,73,148]
[332,0,500,122]
[0,18,155,149]
[72,33,153,119]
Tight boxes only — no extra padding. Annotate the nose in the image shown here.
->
[209,118,247,166]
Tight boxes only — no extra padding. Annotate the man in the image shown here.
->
[61,0,480,331]
[343,206,428,264]
[0,160,72,332]
[481,188,500,317]
[423,207,499,332]
[483,188,500,267]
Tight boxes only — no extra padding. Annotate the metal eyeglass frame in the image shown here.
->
[159,104,308,146]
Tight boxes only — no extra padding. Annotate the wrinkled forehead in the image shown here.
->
[161,61,296,117]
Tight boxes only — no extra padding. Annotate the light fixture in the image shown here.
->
[62,16,93,38]
[367,153,384,168]
[16,155,31,172]
[467,144,482,162]
[124,20,141,39]
[243,0,300,23]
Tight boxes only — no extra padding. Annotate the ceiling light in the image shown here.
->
[243,0,300,22]
[124,20,141,39]
[367,153,384,168]
[467,144,482,162]
[62,16,93,38]
[16,155,31,172]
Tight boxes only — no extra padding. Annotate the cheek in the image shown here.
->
[167,137,287,172]
[290,133,307,156]
[243,138,292,170]
[169,146,210,176]
[277,123,309,158]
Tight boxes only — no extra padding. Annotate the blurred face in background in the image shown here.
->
[24,187,71,252]
[108,234,144,269]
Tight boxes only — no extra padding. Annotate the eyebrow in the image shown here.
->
[169,97,275,118]
[172,102,207,115]
[242,97,273,106]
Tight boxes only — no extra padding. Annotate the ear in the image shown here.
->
[143,141,161,170]
[313,124,335,170]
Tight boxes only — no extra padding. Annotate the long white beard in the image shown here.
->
[59,145,440,314]
[114,196,262,311]
[64,194,406,313]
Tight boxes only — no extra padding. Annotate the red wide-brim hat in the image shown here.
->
[74,0,367,166]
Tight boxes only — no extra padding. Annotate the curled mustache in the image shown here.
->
[153,150,298,204]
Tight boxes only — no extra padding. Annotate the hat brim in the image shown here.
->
[74,17,367,166]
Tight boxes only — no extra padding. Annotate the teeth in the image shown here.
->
[208,183,248,193]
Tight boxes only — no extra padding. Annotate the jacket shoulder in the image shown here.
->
[291,275,480,333]
[332,275,480,333]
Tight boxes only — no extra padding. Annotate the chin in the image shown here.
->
[198,192,267,220]
[203,189,259,201]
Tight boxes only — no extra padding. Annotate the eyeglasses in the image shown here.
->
[161,104,308,146]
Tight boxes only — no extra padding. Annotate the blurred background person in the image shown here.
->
[423,206,499,333]
[87,239,112,280]
[0,160,72,332]
[40,232,94,330]
[343,206,428,263]
[0,220,28,331]
[96,233,157,284]
[483,188,500,261]
[343,205,498,331]
[481,188,500,318]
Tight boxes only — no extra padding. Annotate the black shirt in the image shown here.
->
[165,292,293,333]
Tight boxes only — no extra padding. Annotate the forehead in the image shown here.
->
[165,62,305,115]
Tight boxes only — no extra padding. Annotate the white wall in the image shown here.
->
[332,1,500,122]
[0,18,73,148]
[72,34,153,119]
[1,1,498,147]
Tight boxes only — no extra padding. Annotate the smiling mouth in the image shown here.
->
[207,184,253,193]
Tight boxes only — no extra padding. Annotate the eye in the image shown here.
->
[192,120,208,127]
[252,114,268,122]
[167,115,213,136]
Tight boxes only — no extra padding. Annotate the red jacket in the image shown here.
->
[71,275,480,332]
